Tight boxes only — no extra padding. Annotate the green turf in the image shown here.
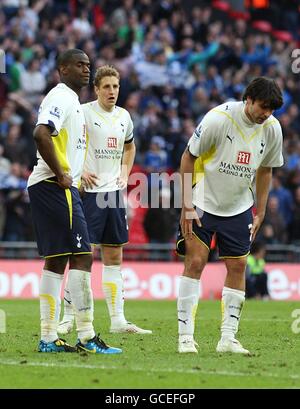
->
[0,299,299,389]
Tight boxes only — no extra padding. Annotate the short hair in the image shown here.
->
[94,65,120,87]
[242,77,283,110]
[56,49,86,69]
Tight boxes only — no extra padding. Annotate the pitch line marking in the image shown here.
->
[200,318,290,322]
[0,359,299,380]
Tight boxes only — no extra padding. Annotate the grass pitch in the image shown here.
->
[0,299,299,389]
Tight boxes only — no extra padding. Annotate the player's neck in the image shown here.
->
[242,104,255,125]
[61,80,81,96]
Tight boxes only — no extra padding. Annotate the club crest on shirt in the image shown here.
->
[260,140,266,154]
[107,137,117,148]
[49,106,62,119]
[237,151,251,165]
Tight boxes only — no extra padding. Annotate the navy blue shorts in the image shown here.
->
[82,191,128,246]
[176,207,253,258]
[28,180,92,258]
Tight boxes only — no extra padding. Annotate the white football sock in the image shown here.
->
[102,265,127,327]
[62,272,74,321]
[40,270,64,343]
[177,276,200,336]
[221,286,245,340]
[68,269,95,343]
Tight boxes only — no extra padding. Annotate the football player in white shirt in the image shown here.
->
[176,77,284,354]
[28,50,121,354]
[59,65,152,335]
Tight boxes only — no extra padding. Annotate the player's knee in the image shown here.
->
[237,258,247,271]
[227,257,247,274]
[185,256,205,277]
[102,246,122,265]
[69,254,93,271]
[104,255,122,265]
[45,256,68,275]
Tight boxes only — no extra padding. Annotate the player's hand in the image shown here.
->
[180,206,201,240]
[117,175,128,190]
[78,183,85,197]
[57,173,73,189]
[82,171,98,189]
[250,214,264,242]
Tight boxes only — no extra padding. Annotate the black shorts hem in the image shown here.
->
[176,232,210,257]
[44,251,92,259]
[219,252,250,259]
[99,241,129,247]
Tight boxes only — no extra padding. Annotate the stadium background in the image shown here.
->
[1,0,300,300]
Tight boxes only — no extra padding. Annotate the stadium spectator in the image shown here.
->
[269,173,294,228]
[27,49,121,354]
[3,124,29,166]
[258,223,278,245]
[1,161,32,242]
[143,187,179,259]
[8,50,24,92]
[284,140,300,171]
[263,196,288,243]
[20,58,46,105]
[246,241,269,300]
[0,143,11,175]
[0,144,11,239]
[289,186,300,244]
[176,77,283,354]
[144,135,168,174]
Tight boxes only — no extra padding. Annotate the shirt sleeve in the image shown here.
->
[260,121,284,167]
[125,111,134,144]
[36,91,71,136]
[188,111,218,157]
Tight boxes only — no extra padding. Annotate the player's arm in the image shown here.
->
[33,124,72,189]
[180,148,201,240]
[180,113,217,239]
[251,166,273,241]
[252,122,283,239]
[118,140,136,189]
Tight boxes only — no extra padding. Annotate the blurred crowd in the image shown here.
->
[1,0,300,249]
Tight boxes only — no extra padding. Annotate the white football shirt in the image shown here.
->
[82,100,134,192]
[188,101,283,216]
[27,83,87,188]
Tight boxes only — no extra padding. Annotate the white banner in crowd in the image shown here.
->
[0,261,300,300]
